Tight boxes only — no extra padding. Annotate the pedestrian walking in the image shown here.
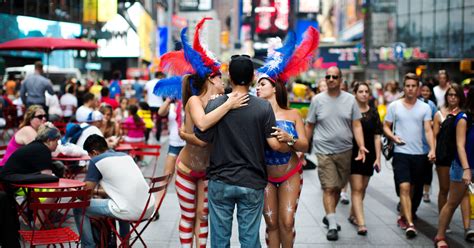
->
[383,73,436,239]
[305,66,367,241]
[433,83,471,235]
[347,82,383,236]
[434,86,474,248]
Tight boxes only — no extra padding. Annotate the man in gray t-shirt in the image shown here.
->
[305,66,367,241]
[383,73,435,238]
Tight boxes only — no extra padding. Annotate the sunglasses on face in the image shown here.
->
[325,75,340,80]
[231,54,251,60]
[33,114,47,120]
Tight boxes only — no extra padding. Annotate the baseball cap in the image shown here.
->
[86,111,103,123]
[229,55,254,86]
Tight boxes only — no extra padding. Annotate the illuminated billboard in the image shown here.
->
[255,0,290,35]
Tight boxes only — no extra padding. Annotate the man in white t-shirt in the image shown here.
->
[74,134,154,248]
[76,111,104,149]
[433,71,450,109]
[75,93,96,122]
[59,85,78,120]
[145,71,165,142]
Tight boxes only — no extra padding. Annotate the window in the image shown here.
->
[397,14,410,43]
[410,13,422,39]
[464,7,474,34]
[421,0,434,12]
[450,0,463,8]
[466,0,474,7]
[463,33,474,57]
[411,0,422,14]
[435,0,448,10]
[398,0,409,14]
[434,36,448,57]
[421,36,434,54]
[435,10,448,37]
[449,8,463,36]
[448,34,462,58]
[421,12,434,37]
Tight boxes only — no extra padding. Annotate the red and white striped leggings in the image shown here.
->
[175,166,208,248]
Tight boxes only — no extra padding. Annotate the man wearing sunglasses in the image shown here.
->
[305,66,367,241]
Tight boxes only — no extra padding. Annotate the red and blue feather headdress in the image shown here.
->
[154,17,221,99]
[257,26,320,84]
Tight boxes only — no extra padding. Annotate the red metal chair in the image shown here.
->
[128,143,161,177]
[107,174,171,247]
[52,121,68,135]
[19,189,91,247]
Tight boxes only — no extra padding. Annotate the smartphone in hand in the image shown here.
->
[374,164,380,173]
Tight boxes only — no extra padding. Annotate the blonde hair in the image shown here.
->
[20,105,44,128]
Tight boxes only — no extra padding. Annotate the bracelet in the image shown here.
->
[464,168,471,170]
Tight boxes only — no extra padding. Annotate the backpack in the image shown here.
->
[61,123,91,145]
[90,217,117,248]
[436,113,459,165]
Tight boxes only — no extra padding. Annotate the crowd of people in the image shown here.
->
[0,17,473,248]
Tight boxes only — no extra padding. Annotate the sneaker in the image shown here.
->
[326,229,338,241]
[340,193,350,205]
[397,216,408,230]
[322,216,341,231]
[406,225,417,238]
[464,228,474,242]
[423,193,431,203]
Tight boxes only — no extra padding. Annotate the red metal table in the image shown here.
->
[52,155,91,179]
[13,178,86,227]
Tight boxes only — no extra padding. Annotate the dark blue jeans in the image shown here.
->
[208,180,264,248]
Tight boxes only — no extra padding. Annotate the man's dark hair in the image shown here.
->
[100,87,110,97]
[83,134,108,154]
[34,61,43,71]
[229,55,254,86]
[155,71,165,79]
[112,70,122,80]
[83,92,95,103]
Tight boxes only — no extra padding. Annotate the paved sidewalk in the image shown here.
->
[137,136,473,247]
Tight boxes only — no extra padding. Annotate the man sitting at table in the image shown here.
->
[73,110,119,149]
[74,134,155,248]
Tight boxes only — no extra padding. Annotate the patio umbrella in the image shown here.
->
[0,37,98,68]
[0,37,98,53]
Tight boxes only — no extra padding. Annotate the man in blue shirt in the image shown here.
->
[20,61,54,111]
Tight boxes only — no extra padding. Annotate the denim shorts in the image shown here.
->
[168,145,184,157]
[450,160,474,182]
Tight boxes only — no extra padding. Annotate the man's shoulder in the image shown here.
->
[91,151,129,165]
[206,95,228,110]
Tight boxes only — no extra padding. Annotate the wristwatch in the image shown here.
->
[287,135,297,146]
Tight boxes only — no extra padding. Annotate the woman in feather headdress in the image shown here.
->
[256,26,319,247]
[155,18,248,248]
